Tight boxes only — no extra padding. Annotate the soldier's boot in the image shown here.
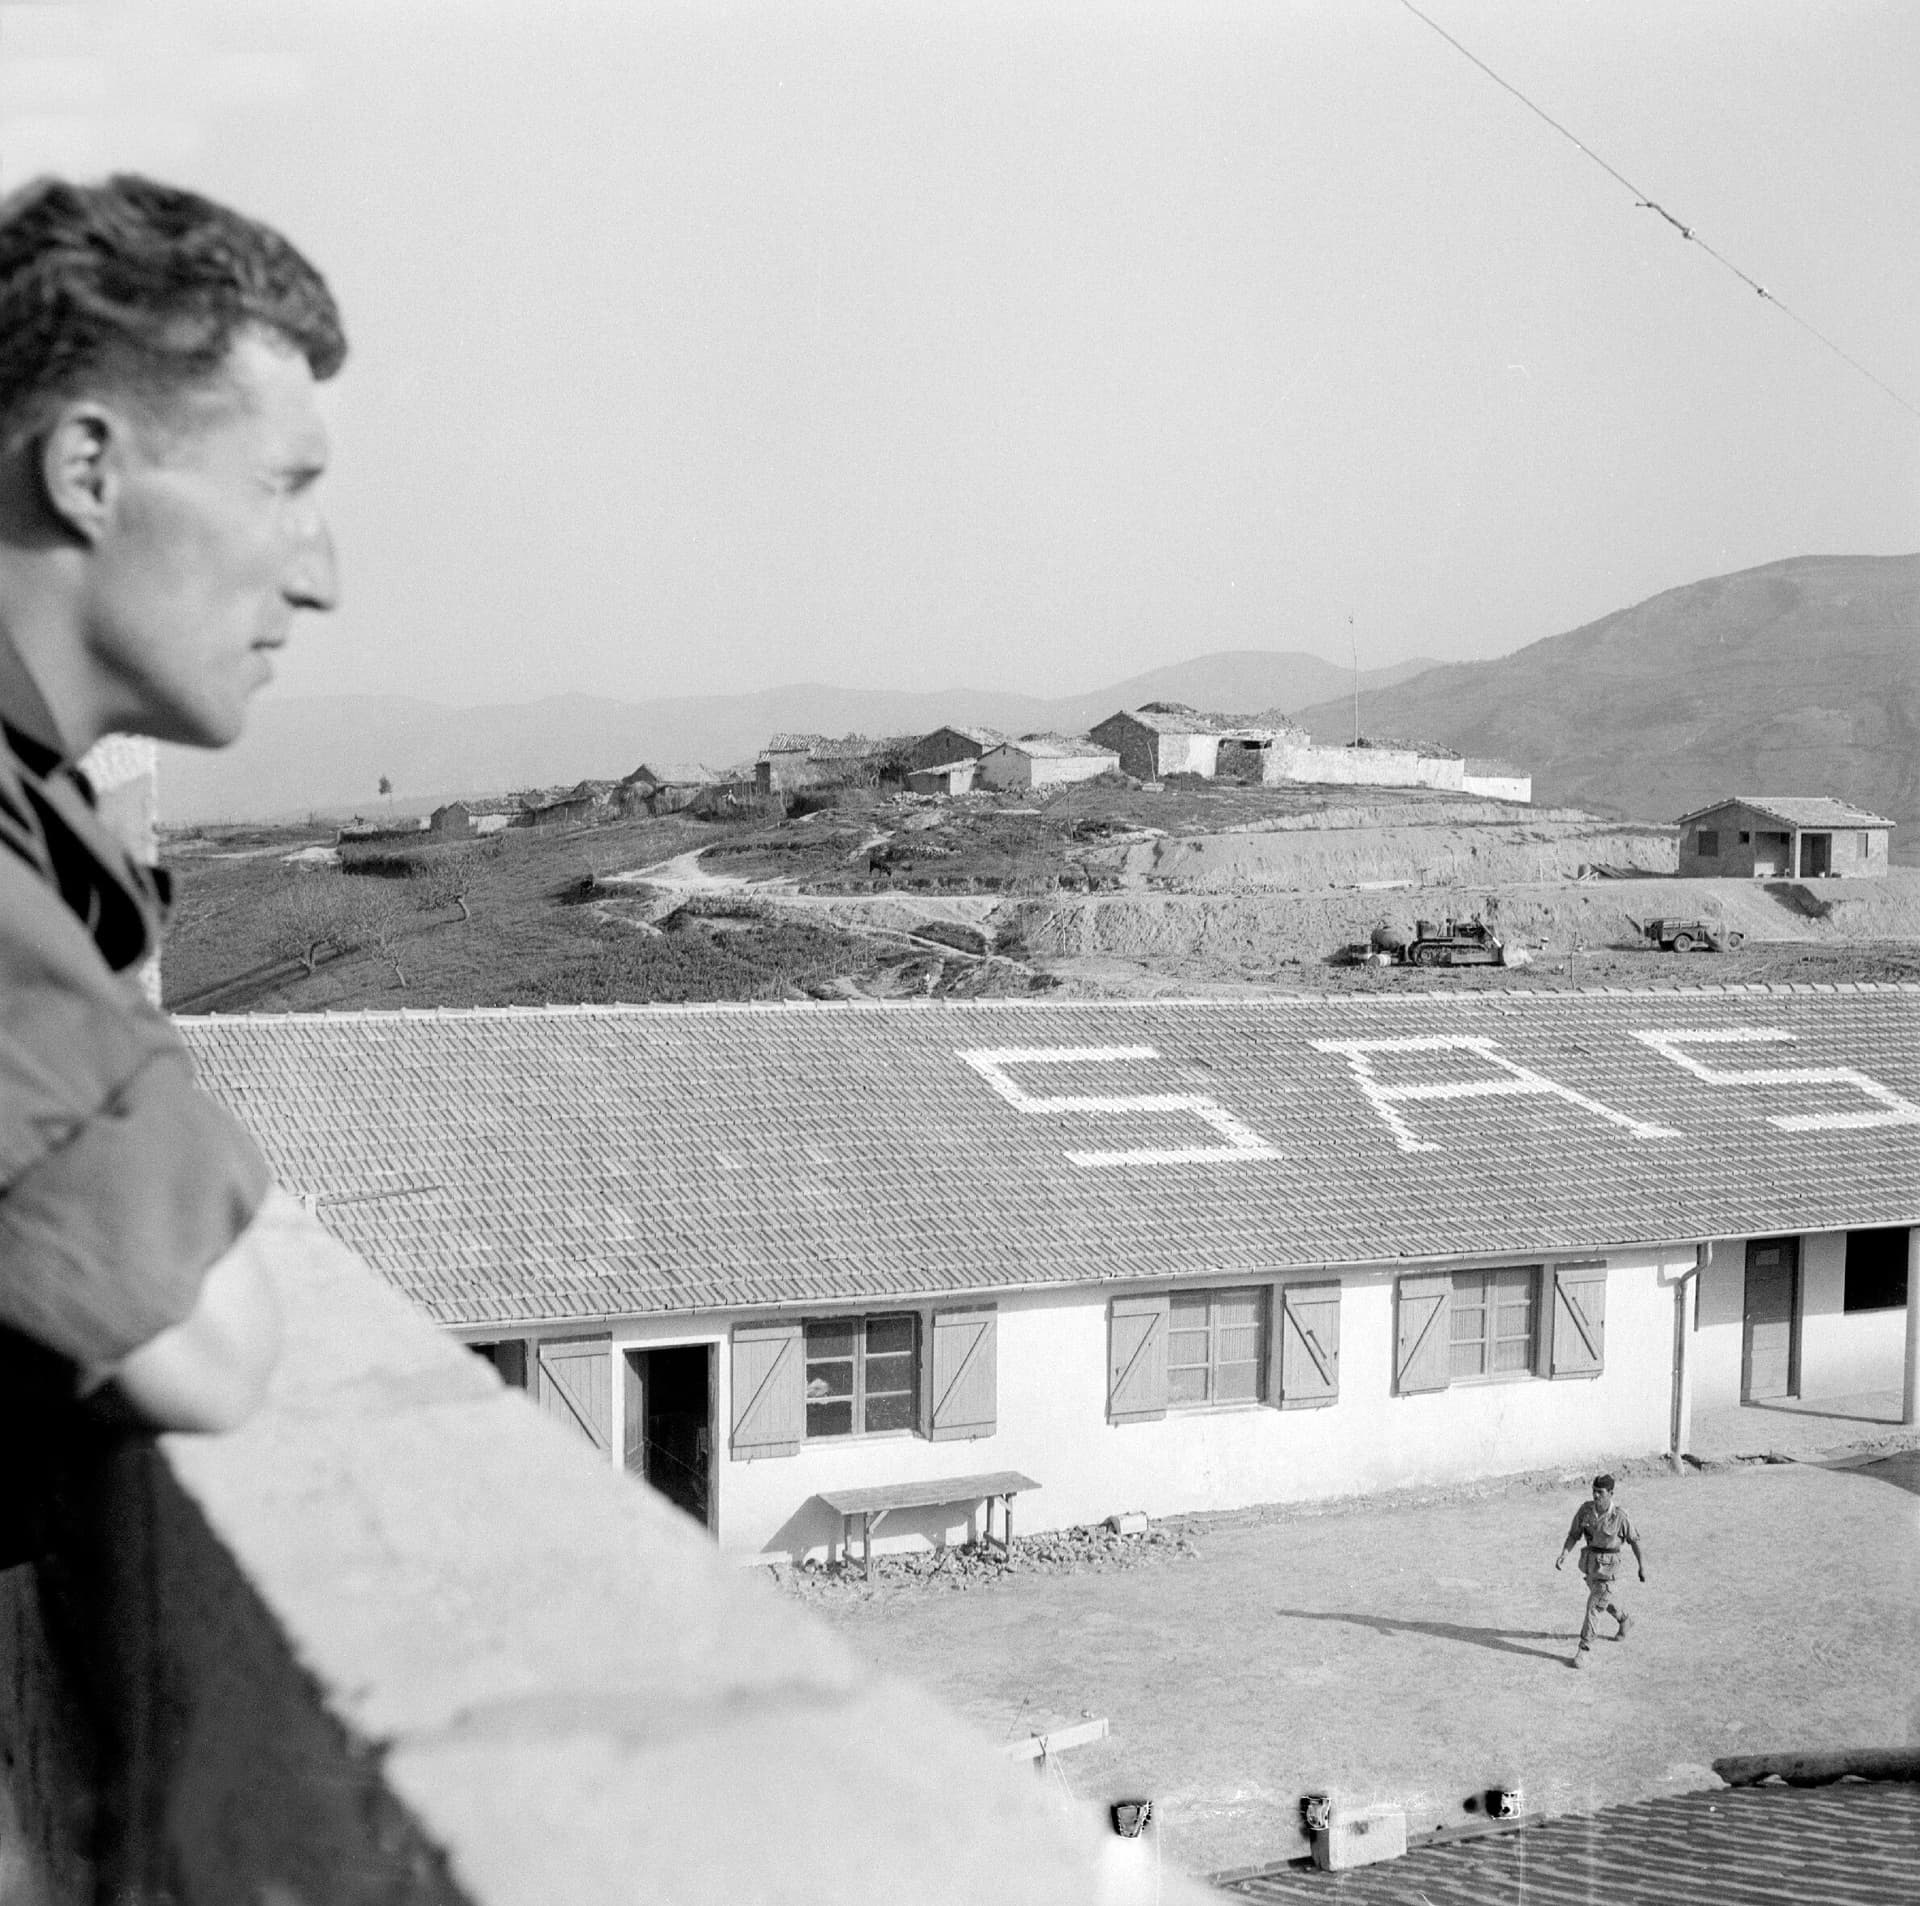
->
[1572,1645,1591,1669]
[1614,1612,1631,1642]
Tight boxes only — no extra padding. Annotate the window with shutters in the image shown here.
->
[1448,1268,1538,1380]
[1166,1286,1266,1406]
[804,1313,919,1438]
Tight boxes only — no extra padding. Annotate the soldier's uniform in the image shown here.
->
[1,630,272,1565]
[1565,1498,1639,1647]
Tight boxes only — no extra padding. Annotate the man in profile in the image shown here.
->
[0,175,345,1555]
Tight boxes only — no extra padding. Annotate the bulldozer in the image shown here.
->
[1370,916,1506,968]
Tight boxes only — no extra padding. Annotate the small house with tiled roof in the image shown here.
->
[1678,797,1894,879]
[905,726,1011,777]
[179,990,1918,1564]
[1090,704,1304,783]
[975,733,1121,791]
[755,734,909,795]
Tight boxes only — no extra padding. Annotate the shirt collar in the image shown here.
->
[0,625,71,771]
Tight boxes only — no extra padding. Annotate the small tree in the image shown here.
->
[349,881,412,989]
[264,871,364,978]
[415,855,475,922]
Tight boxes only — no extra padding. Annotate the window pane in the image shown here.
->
[1167,1328,1211,1370]
[1168,1365,1210,1404]
[805,1361,852,1400]
[864,1389,914,1432]
[1170,1293,1210,1326]
[1216,1323,1260,1364]
[1449,1338,1486,1380]
[863,1351,915,1396]
[1213,1292,1261,1331]
[806,1320,855,1358]
[806,1399,853,1438]
[865,1314,915,1356]
[1215,1358,1260,1401]
[1491,1335,1532,1373]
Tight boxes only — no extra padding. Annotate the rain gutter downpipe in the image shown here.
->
[1670,1241,1709,1473]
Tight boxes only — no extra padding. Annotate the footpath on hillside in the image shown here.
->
[811,1412,1920,1879]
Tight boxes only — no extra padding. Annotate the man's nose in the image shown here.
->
[286,519,340,612]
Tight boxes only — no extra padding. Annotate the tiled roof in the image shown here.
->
[178,990,1920,1330]
[761,733,904,762]
[920,725,1009,748]
[1001,733,1119,759]
[1678,796,1895,830]
[623,761,717,787]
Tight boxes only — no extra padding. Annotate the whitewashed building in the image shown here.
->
[974,734,1120,790]
[180,989,1919,1564]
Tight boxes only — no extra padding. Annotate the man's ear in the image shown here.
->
[38,402,128,543]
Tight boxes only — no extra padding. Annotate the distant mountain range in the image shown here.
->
[157,651,1433,822]
[160,552,1918,828]
[1292,553,1918,827]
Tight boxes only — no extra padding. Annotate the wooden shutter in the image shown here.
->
[1550,1264,1607,1378]
[730,1320,804,1458]
[1109,1293,1169,1424]
[537,1338,612,1452]
[1278,1284,1341,1408]
[1395,1275,1452,1395]
[928,1307,998,1441]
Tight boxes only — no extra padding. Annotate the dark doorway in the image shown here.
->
[625,1345,713,1529]
[1799,833,1832,877]
[1743,1238,1800,1402]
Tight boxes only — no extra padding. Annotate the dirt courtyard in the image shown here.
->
[815,1454,1920,1879]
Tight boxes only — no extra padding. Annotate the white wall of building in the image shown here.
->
[1691,1230,1909,1411]
[1154,732,1219,778]
[1266,741,1466,791]
[589,1253,1681,1563]
[1463,772,1532,803]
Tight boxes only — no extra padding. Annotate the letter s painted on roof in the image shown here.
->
[956,1047,1282,1169]
[1631,1029,1920,1133]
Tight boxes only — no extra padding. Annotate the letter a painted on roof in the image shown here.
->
[1311,1036,1681,1154]
[957,1046,1281,1168]
[1631,1028,1920,1133]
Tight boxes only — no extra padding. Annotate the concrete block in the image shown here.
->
[1311,1803,1407,1871]
[1106,1511,1149,1537]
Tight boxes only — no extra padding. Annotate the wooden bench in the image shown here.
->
[817,1471,1040,1579]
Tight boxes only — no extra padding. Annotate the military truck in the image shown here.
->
[1644,916,1744,954]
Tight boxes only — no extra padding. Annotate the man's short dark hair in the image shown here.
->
[1592,1472,1615,1493]
[0,173,345,442]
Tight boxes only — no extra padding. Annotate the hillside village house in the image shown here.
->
[1089,704,1301,782]
[975,734,1121,790]
[905,758,979,797]
[180,990,1919,1565]
[905,726,1011,775]
[1678,796,1894,879]
[1084,705,1532,802]
[754,734,905,795]
[427,795,524,837]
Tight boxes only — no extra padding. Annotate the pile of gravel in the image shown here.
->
[775,1522,1198,1602]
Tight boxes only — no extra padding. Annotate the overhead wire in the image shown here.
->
[1394,0,1920,422]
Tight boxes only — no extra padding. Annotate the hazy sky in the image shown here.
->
[1,1,1915,706]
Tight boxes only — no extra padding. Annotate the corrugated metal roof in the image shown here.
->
[178,993,1920,1328]
[1678,797,1895,830]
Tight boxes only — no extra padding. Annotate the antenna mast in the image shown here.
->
[1348,616,1360,744]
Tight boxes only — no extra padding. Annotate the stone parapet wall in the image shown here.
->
[0,1196,1204,1905]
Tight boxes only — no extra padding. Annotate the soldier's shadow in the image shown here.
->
[1274,1606,1571,1663]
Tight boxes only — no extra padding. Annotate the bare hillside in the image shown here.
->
[1293,554,1920,829]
